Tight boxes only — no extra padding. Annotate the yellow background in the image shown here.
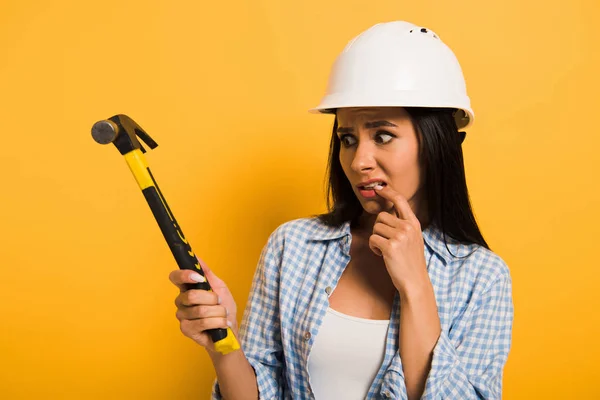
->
[1,0,598,398]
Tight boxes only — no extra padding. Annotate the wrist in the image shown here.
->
[207,343,242,364]
[399,277,435,305]
[207,327,240,359]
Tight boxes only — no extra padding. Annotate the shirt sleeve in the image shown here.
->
[212,227,286,400]
[420,266,514,399]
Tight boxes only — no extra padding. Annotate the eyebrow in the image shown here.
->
[336,120,398,134]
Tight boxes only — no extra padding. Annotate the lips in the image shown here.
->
[357,179,388,190]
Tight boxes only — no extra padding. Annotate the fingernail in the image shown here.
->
[374,185,384,190]
[190,273,206,283]
[217,296,222,305]
[227,320,232,327]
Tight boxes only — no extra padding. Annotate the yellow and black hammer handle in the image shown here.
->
[91,114,240,355]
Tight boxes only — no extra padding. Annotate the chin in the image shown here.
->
[360,199,387,214]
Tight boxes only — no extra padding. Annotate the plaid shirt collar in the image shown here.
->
[307,218,475,265]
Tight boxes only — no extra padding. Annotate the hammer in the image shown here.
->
[91,114,240,355]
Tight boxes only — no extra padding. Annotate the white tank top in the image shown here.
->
[307,307,390,399]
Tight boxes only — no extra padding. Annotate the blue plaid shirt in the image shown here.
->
[213,217,513,399]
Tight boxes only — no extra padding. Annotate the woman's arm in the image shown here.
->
[398,279,441,400]
[369,186,514,399]
[420,268,513,399]
[209,349,258,400]
[383,265,513,400]
[211,226,287,400]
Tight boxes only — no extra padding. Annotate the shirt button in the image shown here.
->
[304,331,312,341]
[382,390,391,398]
[325,286,332,295]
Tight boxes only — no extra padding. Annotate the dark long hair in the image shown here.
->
[313,107,490,252]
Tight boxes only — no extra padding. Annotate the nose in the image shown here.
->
[350,140,376,173]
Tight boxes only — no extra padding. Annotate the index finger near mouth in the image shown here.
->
[392,195,418,223]
[376,186,419,223]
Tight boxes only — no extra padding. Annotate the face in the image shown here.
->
[336,107,425,226]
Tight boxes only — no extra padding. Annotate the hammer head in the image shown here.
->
[91,114,158,155]
[91,120,119,144]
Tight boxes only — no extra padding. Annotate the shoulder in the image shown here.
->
[258,217,345,279]
[466,245,511,281]
[424,226,511,294]
[452,246,513,311]
[454,246,512,299]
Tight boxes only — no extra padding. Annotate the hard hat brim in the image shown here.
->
[308,93,474,130]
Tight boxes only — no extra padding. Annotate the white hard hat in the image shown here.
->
[309,21,474,130]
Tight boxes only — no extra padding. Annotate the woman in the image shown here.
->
[170,21,514,399]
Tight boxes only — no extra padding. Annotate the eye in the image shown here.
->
[339,134,357,147]
[375,131,394,144]
[339,131,395,148]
